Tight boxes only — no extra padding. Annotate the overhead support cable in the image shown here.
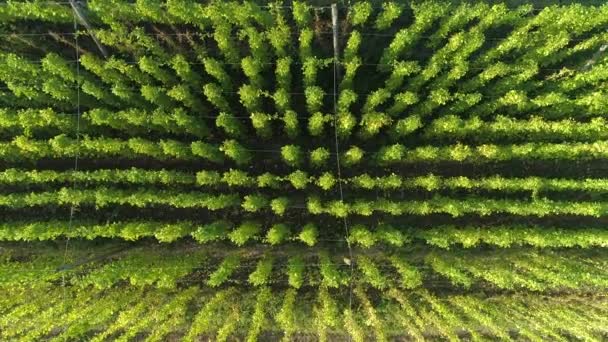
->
[69,0,109,59]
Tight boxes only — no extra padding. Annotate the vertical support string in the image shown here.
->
[331,3,355,316]
[62,1,83,297]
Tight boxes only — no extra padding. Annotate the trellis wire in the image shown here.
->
[61,2,83,299]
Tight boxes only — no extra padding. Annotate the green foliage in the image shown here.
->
[281,144,303,167]
[248,257,274,286]
[292,1,311,28]
[246,287,272,342]
[318,252,347,288]
[191,221,230,243]
[220,139,252,165]
[216,113,246,138]
[257,172,281,189]
[250,112,273,138]
[308,112,331,136]
[282,110,299,138]
[305,86,325,113]
[286,256,305,289]
[389,255,422,289]
[310,147,331,168]
[350,2,373,26]
[5,3,608,339]
[342,146,364,166]
[203,83,231,112]
[270,197,289,216]
[276,289,298,338]
[191,141,224,163]
[265,224,290,245]
[222,169,254,187]
[298,223,318,246]
[316,172,336,191]
[228,221,261,246]
[286,170,310,189]
[357,256,388,289]
[239,84,262,112]
[203,58,231,90]
[242,194,269,213]
[207,255,240,287]
[348,225,376,248]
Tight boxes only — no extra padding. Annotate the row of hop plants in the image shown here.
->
[2,282,605,342]
[4,168,608,198]
[3,133,608,165]
[2,1,608,130]
[2,187,608,218]
[2,218,606,249]
[3,243,606,292]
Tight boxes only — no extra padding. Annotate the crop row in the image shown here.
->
[3,135,608,165]
[4,168,608,195]
[427,249,608,292]
[2,188,608,217]
[1,219,606,250]
[6,107,608,146]
[2,2,608,125]
[2,283,606,342]
[3,245,606,293]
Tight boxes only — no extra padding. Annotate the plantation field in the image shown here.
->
[1,0,608,340]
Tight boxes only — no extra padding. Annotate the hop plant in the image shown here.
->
[265,224,290,245]
[327,200,349,218]
[191,141,224,163]
[220,139,252,165]
[348,224,376,248]
[171,54,199,84]
[357,255,388,289]
[282,110,299,138]
[350,1,373,26]
[248,257,273,286]
[191,220,230,243]
[342,146,365,166]
[196,171,221,186]
[377,144,405,164]
[239,84,261,112]
[250,112,273,139]
[375,2,402,30]
[317,172,336,190]
[292,1,311,28]
[337,112,357,138]
[203,83,230,112]
[275,57,292,90]
[228,221,261,246]
[216,112,246,138]
[270,197,289,216]
[377,224,408,247]
[351,174,376,189]
[241,56,264,87]
[298,223,318,246]
[308,112,329,136]
[286,170,310,189]
[310,147,330,168]
[305,86,325,113]
[242,194,269,212]
[281,145,303,167]
[203,57,231,90]
[392,115,422,137]
[273,89,290,113]
[286,256,305,288]
[307,196,324,214]
[207,255,239,287]
[257,172,281,189]
[222,169,254,187]
[359,112,392,139]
